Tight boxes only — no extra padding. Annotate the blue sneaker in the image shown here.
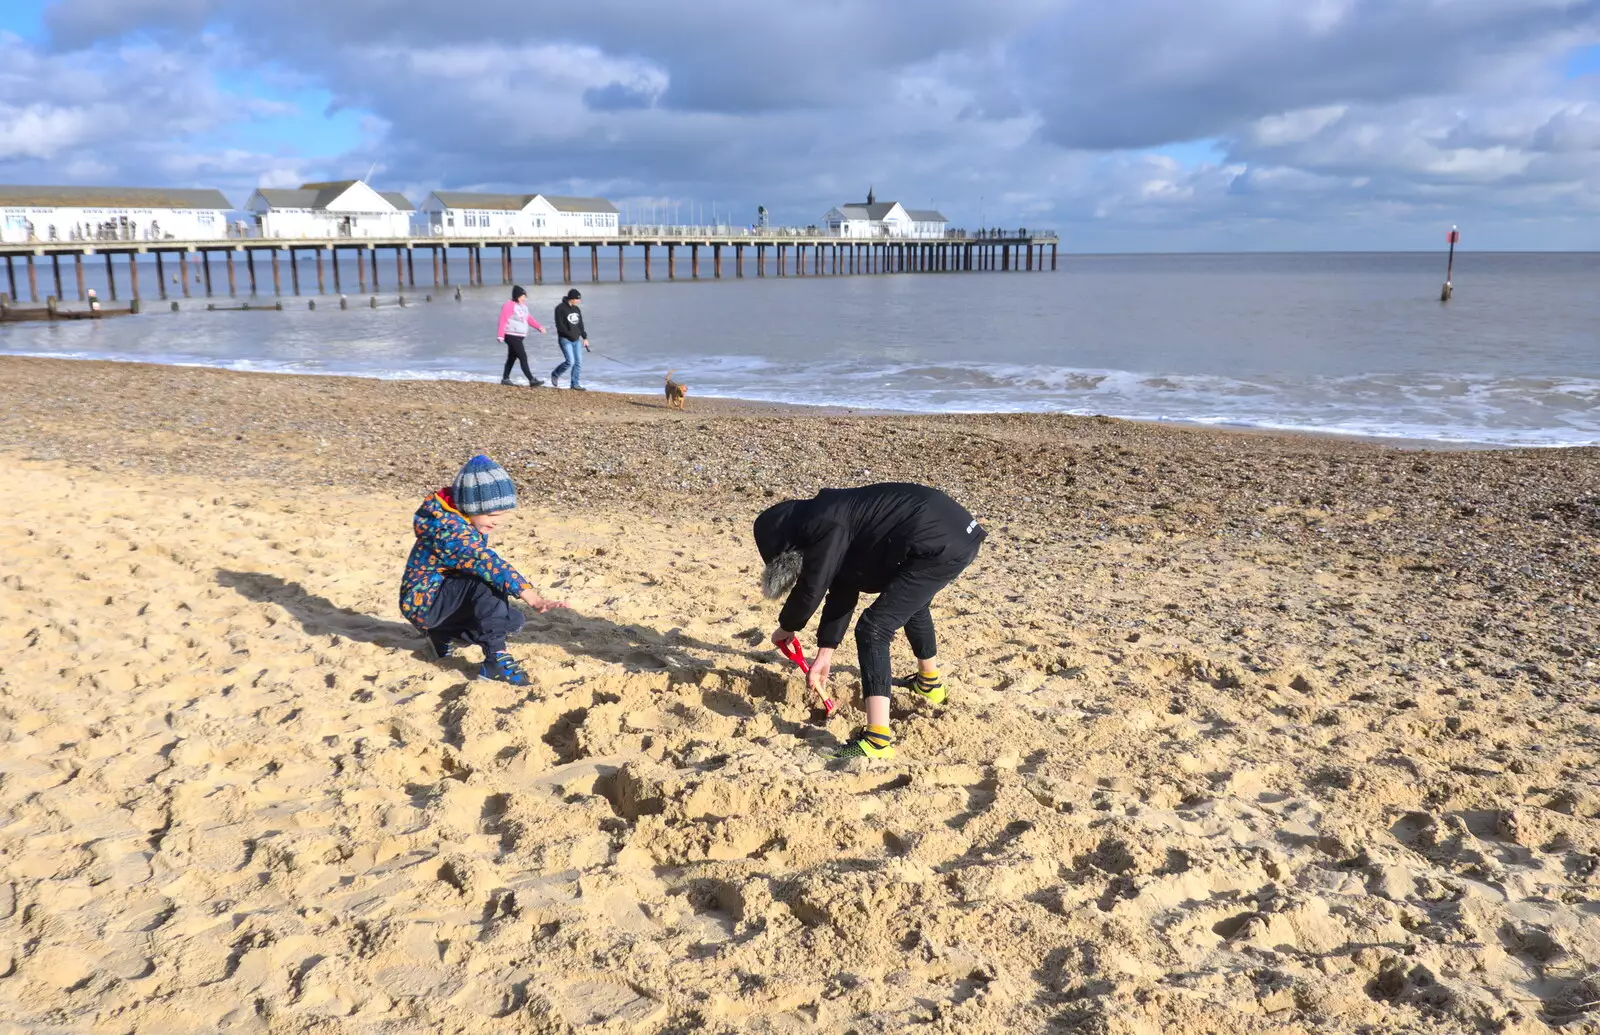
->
[478,651,531,686]
[425,633,455,661]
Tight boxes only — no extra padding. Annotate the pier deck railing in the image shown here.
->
[0,227,1058,306]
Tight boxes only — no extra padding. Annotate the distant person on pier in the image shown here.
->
[551,289,590,391]
[496,285,546,387]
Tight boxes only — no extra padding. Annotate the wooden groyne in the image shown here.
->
[0,230,1058,306]
[0,294,138,322]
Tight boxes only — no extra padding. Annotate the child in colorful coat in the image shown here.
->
[400,455,565,685]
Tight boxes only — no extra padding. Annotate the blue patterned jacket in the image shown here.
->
[399,488,529,627]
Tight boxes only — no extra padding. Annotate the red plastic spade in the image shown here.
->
[780,636,836,718]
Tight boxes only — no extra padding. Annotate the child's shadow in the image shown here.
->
[216,570,768,674]
[217,570,420,650]
[516,607,767,674]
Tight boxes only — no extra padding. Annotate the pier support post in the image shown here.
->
[643,244,651,280]
[407,247,415,287]
[246,250,256,295]
[358,247,368,294]
[292,249,301,295]
[155,252,166,299]
[531,245,541,285]
[317,248,327,294]
[51,254,62,300]
[501,245,510,284]
[106,253,117,299]
[591,244,598,282]
[755,245,763,277]
[691,244,699,279]
[74,253,84,300]
[129,252,139,300]
[334,249,343,292]
[369,246,378,290]
[272,249,282,295]
[440,248,448,286]
[735,244,743,278]
[778,244,785,276]
[180,253,191,298]
[399,248,407,290]
[26,254,37,302]
[198,251,209,297]
[714,244,722,278]
[618,244,624,281]
[1026,244,1033,272]
[1051,243,1057,270]
[796,244,803,277]
[4,255,13,300]
[227,250,237,297]
[1002,245,1010,272]
[668,244,676,280]
[562,245,571,284]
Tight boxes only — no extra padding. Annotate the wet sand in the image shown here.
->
[0,355,1597,1034]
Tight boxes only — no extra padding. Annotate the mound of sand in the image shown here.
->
[1,454,1598,1034]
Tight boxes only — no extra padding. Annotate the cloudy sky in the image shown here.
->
[1,0,1597,250]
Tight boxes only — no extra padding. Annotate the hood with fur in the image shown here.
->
[754,498,805,600]
[753,499,801,563]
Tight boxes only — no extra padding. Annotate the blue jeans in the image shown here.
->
[552,339,583,387]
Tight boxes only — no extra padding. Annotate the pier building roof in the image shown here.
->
[835,202,900,221]
[543,196,619,214]
[428,192,540,210]
[0,185,232,209]
[251,181,411,212]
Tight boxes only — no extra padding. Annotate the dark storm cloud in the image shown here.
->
[1021,0,1600,149]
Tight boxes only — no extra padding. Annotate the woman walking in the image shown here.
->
[497,286,546,387]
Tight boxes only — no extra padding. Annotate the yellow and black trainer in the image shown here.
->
[833,725,895,760]
[899,669,946,706]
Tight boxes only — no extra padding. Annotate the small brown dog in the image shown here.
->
[664,370,688,409]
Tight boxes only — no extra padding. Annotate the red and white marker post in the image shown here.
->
[1441,226,1460,302]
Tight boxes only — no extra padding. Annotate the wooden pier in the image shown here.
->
[0,230,1058,305]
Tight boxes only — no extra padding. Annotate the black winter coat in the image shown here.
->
[754,483,984,644]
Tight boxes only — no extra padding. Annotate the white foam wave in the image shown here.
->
[3,346,1597,448]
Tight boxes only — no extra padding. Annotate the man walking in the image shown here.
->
[754,482,986,760]
[551,289,590,390]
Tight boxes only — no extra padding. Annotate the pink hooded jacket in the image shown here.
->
[497,300,545,340]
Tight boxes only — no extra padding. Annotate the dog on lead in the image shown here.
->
[664,370,688,409]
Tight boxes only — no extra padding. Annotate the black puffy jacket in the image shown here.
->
[754,483,985,644]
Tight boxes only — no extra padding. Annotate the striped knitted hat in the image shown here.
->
[452,454,517,515]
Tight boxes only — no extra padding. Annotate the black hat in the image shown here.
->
[511,285,526,301]
[564,289,582,300]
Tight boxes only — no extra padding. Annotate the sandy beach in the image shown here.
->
[1,355,1597,1034]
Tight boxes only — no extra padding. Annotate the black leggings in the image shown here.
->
[855,545,980,699]
[502,334,534,382]
[424,576,526,656]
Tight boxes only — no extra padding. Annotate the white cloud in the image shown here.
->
[0,103,96,160]
[4,0,1599,249]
